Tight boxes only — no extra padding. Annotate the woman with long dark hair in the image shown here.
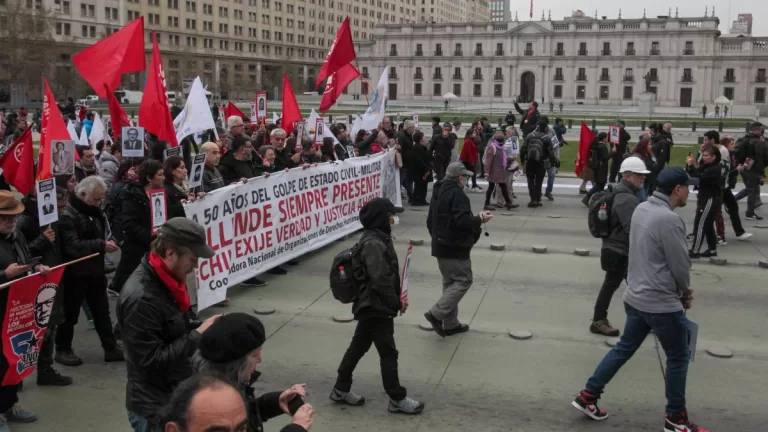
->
[582,132,611,206]
[163,155,191,219]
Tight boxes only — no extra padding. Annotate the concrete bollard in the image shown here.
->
[706,346,733,359]
[508,330,533,340]
[409,238,425,246]
[758,260,768,269]
[709,257,727,266]
[332,315,354,323]
[573,248,591,257]
[253,308,276,315]
[532,245,548,254]
[490,244,506,251]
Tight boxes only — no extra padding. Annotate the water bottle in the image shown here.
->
[598,204,608,221]
[338,266,347,280]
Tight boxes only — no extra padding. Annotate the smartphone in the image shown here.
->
[23,256,42,267]
[287,395,305,415]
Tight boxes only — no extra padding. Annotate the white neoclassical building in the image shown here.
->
[353,11,768,111]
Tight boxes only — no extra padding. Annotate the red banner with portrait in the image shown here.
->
[1,267,66,386]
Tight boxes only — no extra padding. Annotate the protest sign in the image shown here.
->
[400,245,413,315]
[1,266,66,385]
[609,124,620,145]
[122,126,145,158]
[296,121,306,141]
[36,179,58,226]
[164,146,182,159]
[149,189,167,233]
[314,119,324,145]
[256,92,267,120]
[51,140,75,176]
[413,112,419,129]
[185,150,402,310]
[189,153,206,189]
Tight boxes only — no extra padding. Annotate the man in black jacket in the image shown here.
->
[17,187,73,386]
[330,198,424,415]
[218,136,259,185]
[200,142,225,192]
[514,100,540,137]
[520,118,552,207]
[686,144,723,258]
[429,122,455,181]
[397,120,415,203]
[117,217,221,431]
[271,128,300,171]
[55,176,124,367]
[733,122,766,220]
[192,313,314,432]
[424,162,492,337]
[609,121,632,183]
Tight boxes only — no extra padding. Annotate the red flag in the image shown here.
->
[319,64,360,114]
[39,79,71,180]
[224,101,246,121]
[0,127,34,195]
[72,17,146,98]
[105,84,131,140]
[139,32,178,147]
[316,17,356,89]
[1,266,67,386]
[529,0,533,18]
[575,121,595,177]
[281,74,302,134]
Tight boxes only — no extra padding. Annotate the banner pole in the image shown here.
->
[0,252,99,291]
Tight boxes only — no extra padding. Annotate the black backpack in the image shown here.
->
[587,186,629,238]
[733,136,750,164]
[329,241,367,303]
[527,136,544,162]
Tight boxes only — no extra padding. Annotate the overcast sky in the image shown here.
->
[510,1,765,36]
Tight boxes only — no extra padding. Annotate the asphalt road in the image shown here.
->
[13,177,768,432]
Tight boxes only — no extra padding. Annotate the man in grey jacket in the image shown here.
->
[573,167,709,432]
[589,157,648,337]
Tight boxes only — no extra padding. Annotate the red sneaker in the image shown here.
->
[571,390,608,421]
[664,410,710,432]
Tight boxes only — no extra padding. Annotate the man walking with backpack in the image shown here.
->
[329,198,425,415]
[588,157,648,337]
[521,117,552,207]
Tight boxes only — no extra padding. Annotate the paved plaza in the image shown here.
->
[13,179,768,431]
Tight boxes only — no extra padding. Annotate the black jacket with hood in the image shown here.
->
[686,150,723,201]
[219,151,260,184]
[427,179,482,259]
[59,195,108,278]
[118,182,153,254]
[351,199,402,321]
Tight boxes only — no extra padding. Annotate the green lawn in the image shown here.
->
[556,142,697,173]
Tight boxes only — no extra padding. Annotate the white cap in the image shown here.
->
[619,157,651,174]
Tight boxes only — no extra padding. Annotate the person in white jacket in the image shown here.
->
[496,127,520,206]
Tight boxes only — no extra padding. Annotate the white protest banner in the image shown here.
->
[36,179,58,226]
[185,150,402,310]
[399,244,413,315]
[174,77,216,144]
[189,153,206,189]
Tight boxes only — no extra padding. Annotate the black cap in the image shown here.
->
[198,313,266,363]
[362,197,403,214]
[157,217,215,259]
[656,167,699,188]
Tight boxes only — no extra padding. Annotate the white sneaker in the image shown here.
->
[388,396,424,414]
[736,232,754,241]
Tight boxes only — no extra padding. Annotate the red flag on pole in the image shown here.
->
[316,17,357,89]
[575,121,595,177]
[39,79,71,180]
[105,84,132,140]
[139,32,179,147]
[72,17,146,98]
[224,101,246,121]
[319,64,360,114]
[281,74,302,134]
[529,0,533,18]
[0,126,34,195]
[1,266,67,386]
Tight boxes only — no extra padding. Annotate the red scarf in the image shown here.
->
[524,105,536,124]
[148,252,191,312]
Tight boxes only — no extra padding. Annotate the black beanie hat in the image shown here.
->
[198,313,266,363]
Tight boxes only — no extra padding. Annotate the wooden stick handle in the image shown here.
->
[0,252,100,290]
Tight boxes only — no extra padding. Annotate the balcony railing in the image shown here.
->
[388,50,398,56]
[433,74,443,80]
[454,50,463,56]
[599,74,610,81]
[650,48,660,55]
[601,49,611,56]
[625,49,636,55]
[415,50,423,56]
[452,74,462,80]
[649,75,659,82]
[757,75,767,83]
[553,74,564,81]
[623,75,634,82]
[494,74,503,81]
[434,50,443,56]
[475,50,483,56]
[578,49,588,55]
[413,73,423,80]
[683,49,695,55]
[524,49,533,56]
[473,74,483,80]
[390,73,398,79]
[576,74,588,81]
[495,49,503,55]
[555,49,565,55]
[682,75,694,83]
[724,76,736,83]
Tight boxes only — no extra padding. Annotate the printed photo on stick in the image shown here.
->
[188,153,206,189]
[609,125,620,145]
[256,92,267,120]
[249,100,257,122]
[296,121,306,141]
[51,140,75,176]
[149,190,167,234]
[413,112,420,129]
[163,146,182,160]
[314,119,324,145]
[36,179,58,226]
[121,126,145,158]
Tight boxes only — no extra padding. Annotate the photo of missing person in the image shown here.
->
[52,140,75,175]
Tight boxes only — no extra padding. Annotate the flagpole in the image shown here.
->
[353,59,370,105]
[0,253,99,290]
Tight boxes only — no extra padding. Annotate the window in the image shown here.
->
[186,18,196,29]
[724,87,734,100]
[167,0,178,8]
[600,68,609,80]
[682,68,693,81]
[554,85,562,98]
[494,84,502,97]
[167,16,178,27]
[758,68,767,82]
[203,3,212,14]
[602,42,610,55]
[524,42,532,55]
[473,84,481,97]
[414,83,422,96]
[684,41,694,55]
[55,22,71,35]
[435,43,442,55]
[389,66,397,77]
[80,24,95,37]
[454,43,462,55]
[148,13,160,24]
[433,83,441,96]
[576,85,586,99]
[219,6,228,16]
[579,42,587,55]
[389,43,397,55]
[555,42,564,55]
[650,68,658,79]
[756,88,766,103]
[127,10,140,20]
[577,67,587,80]
[104,6,118,19]
[495,42,502,54]
[599,86,609,99]
[623,86,633,100]
[626,41,635,55]
[186,0,196,11]
[624,68,633,79]
[651,41,660,54]
[725,68,735,82]
[452,83,461,97]
[453,67,461,78]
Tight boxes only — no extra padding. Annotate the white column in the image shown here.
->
[256,63,262,86]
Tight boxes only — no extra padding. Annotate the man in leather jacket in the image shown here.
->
[117,218,221,432]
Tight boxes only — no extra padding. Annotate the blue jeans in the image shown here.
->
[586,302,690,415]
[128,412,152,432]
[545,166,557,195]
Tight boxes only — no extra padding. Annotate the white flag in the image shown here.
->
[350,115,364,138]
[307,109,320,133]
[89,112,108,148]
[358,67,389,131]
[272,112,280,124]
[78,124,89,148]
[174,76,216,144]
[66,120,79,141]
